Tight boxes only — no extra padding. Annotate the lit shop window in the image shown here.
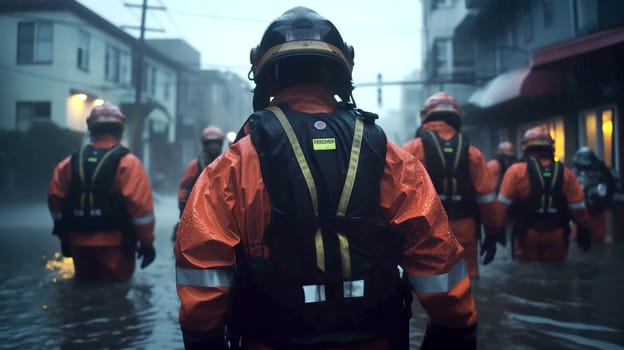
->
[580,107,616,169]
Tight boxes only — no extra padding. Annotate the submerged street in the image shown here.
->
[0,196,622,349]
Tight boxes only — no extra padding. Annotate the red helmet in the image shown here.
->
[421,92,460,122]
[86,102,125,131]
[497,141,516,156]
[201,126,225,142]
[521,126,553,151]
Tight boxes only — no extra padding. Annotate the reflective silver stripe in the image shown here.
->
[303,284,326,303]
[409,260,468,294]
[343,280,365,298]
[477,192,496,204]
[50,212,62,220]
[176,267,233,288]
[568,201,586,209]
[498,194,513,205]
[133,213,155,225]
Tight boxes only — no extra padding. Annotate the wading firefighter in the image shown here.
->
[403,92,501,278]
[496,126,591,261]
[487,141,518,193]
[175,7,477,350]
[48,102,156,281]
[173,125,225,240]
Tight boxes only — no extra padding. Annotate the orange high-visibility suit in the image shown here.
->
[403,121,498,278]
[48,135,155,281]
[175,85,477,349]
[496,159,590,261]
[487,159,504,190]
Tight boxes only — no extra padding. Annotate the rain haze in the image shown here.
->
[1,0,624,349]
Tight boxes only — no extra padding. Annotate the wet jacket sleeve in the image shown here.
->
[47,157,71,228]
[175,136,270,349]
[563,167,590,228]
[178,159,199,217]
[116,154,155,245]
[380,143,477,349]
[487,159,501,187]
[469,146,498,232]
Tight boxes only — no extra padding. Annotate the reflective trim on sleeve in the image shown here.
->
[409,260,467,294]
[176,267,233,288]
[343,280,365,298]
[133,213,155,225]
[568,201,586,209]
[477,192,496,204]
[50,212,62,220]
[498,194,513,205]
[303,284,326,303]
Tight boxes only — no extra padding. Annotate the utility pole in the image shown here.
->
[122,0,165,159]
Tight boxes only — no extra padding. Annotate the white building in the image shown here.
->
[0,0,178,177]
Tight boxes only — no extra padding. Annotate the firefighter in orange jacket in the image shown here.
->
[403,92,500,278]
[487,141,517,193]
[496,126,591,261]
[175,7,477,350]
[48,102,156,282]
[172,126,225,240]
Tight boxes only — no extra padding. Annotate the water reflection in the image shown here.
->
[0,199,623,349]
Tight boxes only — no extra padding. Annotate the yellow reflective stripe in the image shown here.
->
[336,117,363,216]
[91,145,122,183]
[78,145,86,185]
[427,130,446,168]
[551,162,561,191]
[268,106,319,216]
[314,228,325,272]
[453,133,463,171]
[530,157,545,188]
[337,233,352,279]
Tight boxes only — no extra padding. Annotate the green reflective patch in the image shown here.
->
[312,138,336,151]
[443,147,454,153]
[543,172,552,177]
[87,157,98,163]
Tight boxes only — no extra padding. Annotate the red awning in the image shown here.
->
[532,25,624,68]
[468,66,563,108]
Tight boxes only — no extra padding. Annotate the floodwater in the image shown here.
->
[1,196,623,349]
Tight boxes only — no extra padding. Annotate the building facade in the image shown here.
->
[413,0,623,180]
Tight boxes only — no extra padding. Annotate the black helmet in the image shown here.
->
[572,146,599,167]
[249,7,354,110]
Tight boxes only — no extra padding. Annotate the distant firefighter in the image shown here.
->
[403,91,502,278]
[172,125,225,241]
[487,141,518,193]
[48,102,156,281]
[496,126,591,261]
[572,146,617,242]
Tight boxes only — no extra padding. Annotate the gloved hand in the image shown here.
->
[137,243,156,269]
[480,230,501,265]
[576,226,591,252]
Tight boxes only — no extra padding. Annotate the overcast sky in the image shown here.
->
[77,0,423,117]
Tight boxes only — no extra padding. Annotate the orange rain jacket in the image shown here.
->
[175,85,477,350]
[403,121,498,278]
[496,157,590,261]
[48,135,155,281]
[487,158,503,190]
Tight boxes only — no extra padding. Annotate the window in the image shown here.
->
[17,22,53,64]
[77,30,90,71]
[543,0,555,29]
[105,45,130,83]
[434,38,452,77]
[16,101,51,131]
[580,107,617,168]
[163,71,171,100]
